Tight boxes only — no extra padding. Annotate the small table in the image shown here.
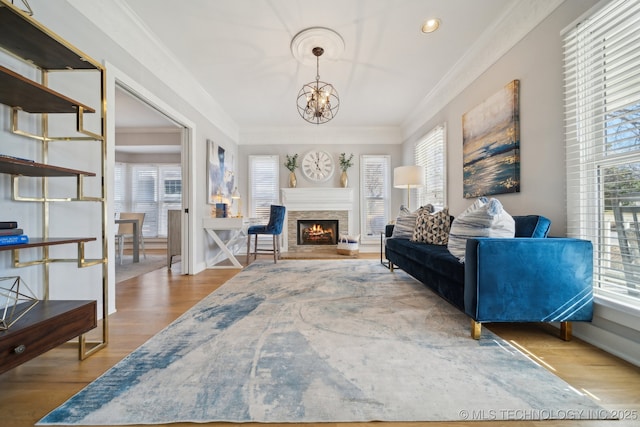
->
[115,218,139,263]
[203,217,247,269]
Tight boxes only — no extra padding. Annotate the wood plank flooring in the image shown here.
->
[1,254,639,427]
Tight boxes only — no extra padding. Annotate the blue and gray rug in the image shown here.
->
[38,260,610,425]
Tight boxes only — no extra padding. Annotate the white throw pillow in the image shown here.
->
[447,197,515,261]
[391,204,434,239]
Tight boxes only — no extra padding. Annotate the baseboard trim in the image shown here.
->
[573,322,640,367]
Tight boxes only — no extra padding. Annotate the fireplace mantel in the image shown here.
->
[281,188,354,252]
[281,188,354,210]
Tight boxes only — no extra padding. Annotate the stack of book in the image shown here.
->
[215,203,229,218]
[0,221,29,246]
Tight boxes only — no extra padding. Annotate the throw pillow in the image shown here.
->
[391,204,434,239]
[447,197,515,261]
[411,208,451,245]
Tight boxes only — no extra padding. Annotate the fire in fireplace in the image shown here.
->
[297,220,338,245]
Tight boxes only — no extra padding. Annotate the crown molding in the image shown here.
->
[67,0,239,142]
[239,126,402,146]
[401,0,565,141]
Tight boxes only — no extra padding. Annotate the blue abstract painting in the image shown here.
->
[463,80,520,198]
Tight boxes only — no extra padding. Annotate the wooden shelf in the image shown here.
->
[0,155,95,177]
[0,237,97,251]
[0,300,97,374]
[0,65,95,113]
[0,2,98,71]
[0,0,107,368]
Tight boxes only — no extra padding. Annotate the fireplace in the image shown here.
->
[297,220,338,245]
[281,188,354,252]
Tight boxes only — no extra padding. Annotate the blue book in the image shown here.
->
[0,234,29,246]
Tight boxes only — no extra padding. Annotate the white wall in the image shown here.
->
[239,127,404,250]
[9,1,240,312]
[400,0,640,366]
[115,130,181,164]
[9,0,637,365]
[401,0,599,237]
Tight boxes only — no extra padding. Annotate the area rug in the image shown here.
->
[38,260,610,425]
[115,254,167,283]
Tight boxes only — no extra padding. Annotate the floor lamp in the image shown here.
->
[394,165,425,211]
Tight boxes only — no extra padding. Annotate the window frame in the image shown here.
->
[563,0,640,309]
[114,162,182,238]
[415,123,447,210]
[359,154,391,244]
[248,155,280,220]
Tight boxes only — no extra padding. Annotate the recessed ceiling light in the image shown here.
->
[421,18,441,34]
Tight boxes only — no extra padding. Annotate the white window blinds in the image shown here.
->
[360,155,390,243]
[415,124,446,209]
[115,163,182,238]
[114,162,126,215]
[564,0,640,306]
[249,155,279,219]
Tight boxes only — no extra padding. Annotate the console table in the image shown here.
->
[203,217,248,268]
[115,218,140,263]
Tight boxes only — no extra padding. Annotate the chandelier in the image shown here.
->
[296,47,340,124]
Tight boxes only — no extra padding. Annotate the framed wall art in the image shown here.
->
[462,79,520,198]
[207,139,236,204]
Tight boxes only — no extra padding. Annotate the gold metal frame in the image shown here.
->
[11,174,103,202]
[0,0,109,360]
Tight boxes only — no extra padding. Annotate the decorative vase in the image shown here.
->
[289,171,297,188]
[340,171,349,188]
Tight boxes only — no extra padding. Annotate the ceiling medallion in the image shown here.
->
[292,27,344,125]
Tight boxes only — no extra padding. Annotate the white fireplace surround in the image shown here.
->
[281,188,354,252]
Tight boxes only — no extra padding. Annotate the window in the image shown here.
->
[564,0,640,307]
[164,179,181,195]
[360,155,390,243]
[415,124,447,209]
[114,162,127,215]
[115,162,182,238]
[248,155,279,219]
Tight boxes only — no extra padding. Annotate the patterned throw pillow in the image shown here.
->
[447,197,515,261]
[391,204,434,239]
[411,208,451,245]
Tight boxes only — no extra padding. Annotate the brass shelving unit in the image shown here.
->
[0,0,108,365]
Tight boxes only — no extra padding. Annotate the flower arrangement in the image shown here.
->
[284,154,299,172]
[339,153,354,172]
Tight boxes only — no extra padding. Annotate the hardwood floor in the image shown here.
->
[1,254,639,427]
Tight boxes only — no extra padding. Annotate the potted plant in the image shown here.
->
[284,154,299,188]
[338,153,354,187]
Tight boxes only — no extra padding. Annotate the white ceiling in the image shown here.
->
[115,87,179,129]
[110,0,552,131]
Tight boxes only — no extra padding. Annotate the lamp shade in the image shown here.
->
[394,165,425,188]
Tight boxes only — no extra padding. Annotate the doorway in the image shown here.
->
[113,85,187,278]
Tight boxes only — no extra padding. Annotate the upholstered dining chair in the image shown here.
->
[115,212,146,264]
[246,205,286,264]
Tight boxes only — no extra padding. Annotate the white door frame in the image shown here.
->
[104,61,197,311]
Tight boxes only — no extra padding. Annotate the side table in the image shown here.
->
[380,231,391,269]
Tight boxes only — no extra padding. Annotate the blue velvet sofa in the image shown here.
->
[384,215,594,340]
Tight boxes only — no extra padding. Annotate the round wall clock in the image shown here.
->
[301,150,335,182]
